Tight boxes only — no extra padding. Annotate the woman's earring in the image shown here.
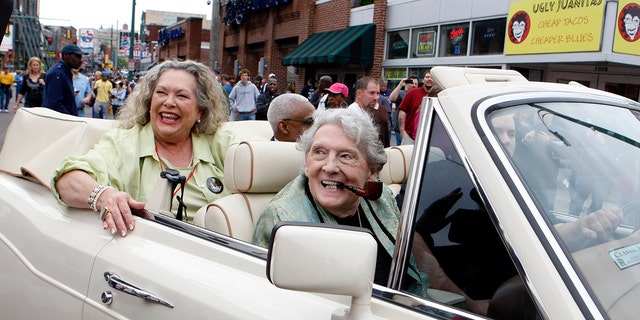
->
[197,119,201,123]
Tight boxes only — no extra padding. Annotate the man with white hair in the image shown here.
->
[267,93,315,142]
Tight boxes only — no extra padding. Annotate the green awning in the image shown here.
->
[281,24,376,67]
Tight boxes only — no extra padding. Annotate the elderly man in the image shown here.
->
[267,93,315,142]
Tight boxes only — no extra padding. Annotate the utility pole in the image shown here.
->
[209,0,219,70]
[109,26,113,70]
[129,0,135,80]
[114,21,119,70]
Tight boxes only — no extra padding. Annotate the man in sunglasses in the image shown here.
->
[267,93,315,142]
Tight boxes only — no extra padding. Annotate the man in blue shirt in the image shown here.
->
[72,68,93,117]
[13,69,23,105]
[43,44,85,115]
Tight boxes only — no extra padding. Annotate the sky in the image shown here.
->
[39,0,213,30]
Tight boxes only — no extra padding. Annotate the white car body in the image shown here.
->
[1,67,639,319]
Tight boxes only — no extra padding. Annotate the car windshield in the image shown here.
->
[489,102,640,319]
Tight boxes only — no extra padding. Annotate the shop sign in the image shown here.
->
[613,0,640,55]
[505,0,605,55]
[415,31,436,56]
[158,27,185,46]
[384,68,408,80]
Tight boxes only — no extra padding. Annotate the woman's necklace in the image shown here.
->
[155,145,196,197]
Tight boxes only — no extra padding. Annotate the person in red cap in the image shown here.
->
[322,82,349,110]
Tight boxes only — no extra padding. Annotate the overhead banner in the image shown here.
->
[505,0,606,55]
[78,28,95,54]
[613,0,640,55]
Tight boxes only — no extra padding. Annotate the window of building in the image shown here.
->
[386,29,410,60]
[471,18,506,55]
[439,22,470,57]
[411,26,438,58]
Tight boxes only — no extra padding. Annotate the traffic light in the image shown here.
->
[7,49,12,56]
[72,38,77,44]
[47,37,53,45]
[66,29,71,39]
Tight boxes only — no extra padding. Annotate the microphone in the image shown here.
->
[336,180,383,200]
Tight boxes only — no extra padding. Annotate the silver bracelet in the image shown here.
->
[90,185,113,212]
[87,185,104,208]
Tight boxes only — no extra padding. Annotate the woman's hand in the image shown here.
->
[97,188,146,237]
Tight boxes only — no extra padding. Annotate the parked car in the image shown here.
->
[1,66,639,319]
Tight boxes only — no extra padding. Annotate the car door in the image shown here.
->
[0,176,109,319]
[83,214,337,320]
[384,97,545,319]
[84,213,455,320]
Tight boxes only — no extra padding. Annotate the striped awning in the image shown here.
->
[281,24,376,67]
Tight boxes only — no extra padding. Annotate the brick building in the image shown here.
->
[153,18,207,63]
[216,0,386,95]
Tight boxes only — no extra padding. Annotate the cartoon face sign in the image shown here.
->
[619,3,640,41]
[509,11,531,44]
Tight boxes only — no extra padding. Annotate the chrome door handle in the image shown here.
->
[104,271,174,308]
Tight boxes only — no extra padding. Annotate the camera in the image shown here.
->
[404,79,414,84]
[207,0,211,4]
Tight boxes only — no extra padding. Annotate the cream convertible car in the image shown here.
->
[2,67,640,319]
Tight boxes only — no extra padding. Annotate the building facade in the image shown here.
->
[216,0,639,101]
[217,0,387,93]
[383,0,640,101]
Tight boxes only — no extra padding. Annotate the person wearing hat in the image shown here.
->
[255,77,280,121]
[260,73,277,93]
[321,82,350,110]
[93,71,113,119]
[43,44,86,115]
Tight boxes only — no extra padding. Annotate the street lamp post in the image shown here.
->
[129,0,135,80]
[209,0,219,70]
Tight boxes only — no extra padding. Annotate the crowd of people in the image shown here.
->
[5,44,138,118]
[6,44,422,152]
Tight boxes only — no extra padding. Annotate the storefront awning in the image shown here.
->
[282,24,376,67]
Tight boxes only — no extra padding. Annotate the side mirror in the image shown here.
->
[267,222,377,320]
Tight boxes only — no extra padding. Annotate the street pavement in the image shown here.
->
[0,91,18,151]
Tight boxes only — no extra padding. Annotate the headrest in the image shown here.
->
[220,120,273,141]
[380,145,414,185]
[224,141,305,193]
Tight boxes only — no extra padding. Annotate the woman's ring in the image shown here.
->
[99,206,112,221]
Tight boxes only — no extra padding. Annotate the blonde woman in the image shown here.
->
[14,57,46,111]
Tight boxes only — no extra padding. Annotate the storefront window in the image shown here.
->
[438,22,469,57]
[411,26,438,58]
[471,18,506,55]
[386,30,410,59]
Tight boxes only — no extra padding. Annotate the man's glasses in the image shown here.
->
[283,118,314,125]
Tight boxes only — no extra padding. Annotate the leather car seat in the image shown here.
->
[193,141,304,242]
